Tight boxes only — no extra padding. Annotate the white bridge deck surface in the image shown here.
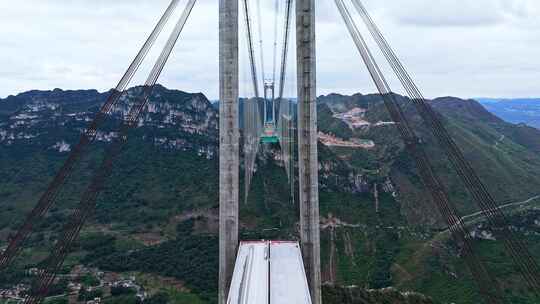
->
[227,241,312,304]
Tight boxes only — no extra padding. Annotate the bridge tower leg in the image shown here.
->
[219,0,239,304]
[296,0,322,303]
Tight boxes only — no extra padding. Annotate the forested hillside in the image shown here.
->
[1,87,539,303]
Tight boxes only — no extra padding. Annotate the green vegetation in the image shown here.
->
[323,285,435,304]
[103,295,139,304]
[78,289,103,302]
[165,289,207,304]
[84,222,218,303]
[2,88,540,303]
[44,297,69,304]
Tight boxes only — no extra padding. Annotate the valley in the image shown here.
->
[1,87,540,303]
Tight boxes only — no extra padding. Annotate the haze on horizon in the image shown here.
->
[0,0,539,100]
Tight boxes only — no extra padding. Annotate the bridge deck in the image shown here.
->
[227,241,312,304]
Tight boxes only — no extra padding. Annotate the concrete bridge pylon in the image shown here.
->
[218,0,240,303]
[295,0,322,303]
[219,1,321,303]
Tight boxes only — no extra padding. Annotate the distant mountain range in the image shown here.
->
[476,98,540,129]
[1,87,540,303]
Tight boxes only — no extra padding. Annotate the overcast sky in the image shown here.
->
[0,0,539,99]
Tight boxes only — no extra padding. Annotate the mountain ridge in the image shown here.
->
[1,86,540,303]
[476,97,540,130]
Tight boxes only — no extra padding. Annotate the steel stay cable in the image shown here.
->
[275,0,293,189]
[277,0,293,125]
[336,0,501,299]
[272,0,280,85]
[350,0,540,291]
[241,0,260,98]
[350,0,521,278]
[242,0,264,202]
[115,0,181,91]
[0,0,180,271]
[1,1,174,267]
[24,2,197,303]
[27,91,147,304]
[334,0,504,302]
[256,0,266,83]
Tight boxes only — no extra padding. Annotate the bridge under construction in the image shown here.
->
[1,1,539,304]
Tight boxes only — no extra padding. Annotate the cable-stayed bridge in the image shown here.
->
[0,1,539,304]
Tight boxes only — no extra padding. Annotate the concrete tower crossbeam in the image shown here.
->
[295,0,322,303]
[219,0,240,303]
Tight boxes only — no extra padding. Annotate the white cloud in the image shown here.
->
[384,0,505,27]
[0,0,539,99]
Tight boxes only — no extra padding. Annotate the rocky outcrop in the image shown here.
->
[0,85,218,156]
